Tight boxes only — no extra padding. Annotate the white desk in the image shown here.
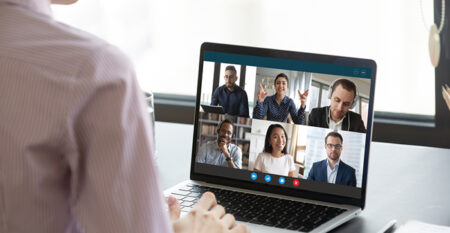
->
[155,121,450,232]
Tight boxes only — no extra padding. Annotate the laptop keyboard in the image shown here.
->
[169,184,346,232]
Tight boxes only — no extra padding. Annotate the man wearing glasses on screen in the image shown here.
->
[211,65,250,117]
[307,131,356,187]
[196,119,242,169]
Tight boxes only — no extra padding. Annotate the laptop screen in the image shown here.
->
[192,43,376,202]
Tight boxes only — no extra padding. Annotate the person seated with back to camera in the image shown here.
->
[253,73,309,124]
[253,124,296,177]
[196,119,242,169]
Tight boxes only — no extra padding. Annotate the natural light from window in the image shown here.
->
[52,0,435,116]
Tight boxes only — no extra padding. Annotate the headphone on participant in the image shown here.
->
[327,78,359,109]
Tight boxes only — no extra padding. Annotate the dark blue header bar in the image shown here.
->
[204,51,372,79]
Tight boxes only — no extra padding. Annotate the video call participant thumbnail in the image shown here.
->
[308,78,366,133]
[307,131,357,187]
[196,119,242,168]
[253,73,309,124]
[211,65,250,117]
[254,124,296,177]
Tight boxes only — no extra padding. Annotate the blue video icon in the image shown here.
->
[251,172,258,180]
[278,177,285,184]
[265,174,271,182]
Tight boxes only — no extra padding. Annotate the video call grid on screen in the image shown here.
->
[194,49,374,198]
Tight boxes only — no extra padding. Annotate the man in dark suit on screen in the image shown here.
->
[307,131,357,187]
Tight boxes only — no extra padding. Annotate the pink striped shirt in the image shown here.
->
[0,0,173,232]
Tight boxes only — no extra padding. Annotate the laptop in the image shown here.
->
[164,42,376,233]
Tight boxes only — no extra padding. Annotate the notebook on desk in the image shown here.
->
[164,42,377,232]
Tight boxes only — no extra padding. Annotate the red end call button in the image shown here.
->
[293,179,300,187]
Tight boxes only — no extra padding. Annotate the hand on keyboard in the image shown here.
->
[168,192,250,233]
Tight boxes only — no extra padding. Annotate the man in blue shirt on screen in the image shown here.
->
[196,119,242,169]
[211,65,250,117]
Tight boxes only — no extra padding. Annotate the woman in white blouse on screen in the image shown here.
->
[254,124,296,177]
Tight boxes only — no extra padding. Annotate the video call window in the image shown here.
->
[196,55,371,190]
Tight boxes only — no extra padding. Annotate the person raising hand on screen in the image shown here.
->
[253,73,308,124]
[298,89,309,108]
[257,83,269,103]
[257,83,308,108]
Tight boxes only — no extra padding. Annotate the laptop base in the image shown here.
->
[165,180,361,233]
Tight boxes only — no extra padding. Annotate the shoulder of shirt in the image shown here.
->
[311,106,327,114]
[348,110,362,118]
[235,85,245,92]
[205,140,217,146]
[265,95,276,102]
[229,143,240,151]
[279,154,293,162]
[49,22,133,81]
[198,141,217,152]
[0,6,132,79]
[213,85,227,95]
[339,160,354,171]
[313,159,327,166]
[283,96,293,104]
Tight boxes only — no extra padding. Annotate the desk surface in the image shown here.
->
[155,121,450,232]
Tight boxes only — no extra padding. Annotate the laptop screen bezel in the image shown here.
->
[190,42,376,209]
